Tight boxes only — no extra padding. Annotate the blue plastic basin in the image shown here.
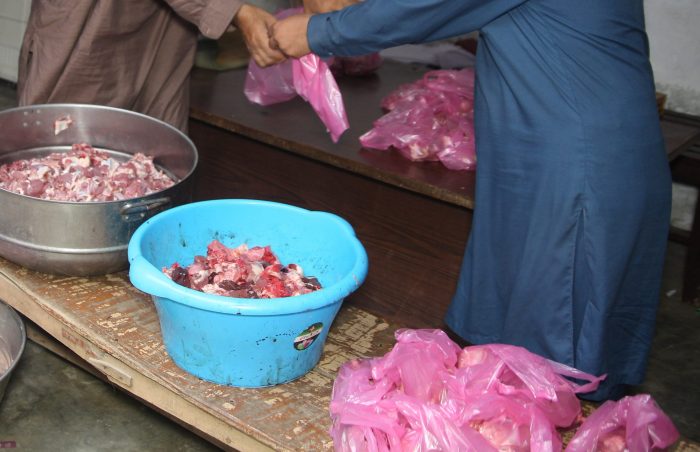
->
[128,199,368,387]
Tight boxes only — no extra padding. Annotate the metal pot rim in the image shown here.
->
[0,178,194,205]
[0,103,199,205]
[0,300,26,380]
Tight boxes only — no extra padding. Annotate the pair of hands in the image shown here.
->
[234,0,357,67]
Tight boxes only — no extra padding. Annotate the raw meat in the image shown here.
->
[360,68,476,171]
[0,143,175,201]
[329,53,383,77]
[54,115,73,135]
[163,240,322,299]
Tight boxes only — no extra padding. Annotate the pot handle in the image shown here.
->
[129,254,182,300]
[121,197,171,220]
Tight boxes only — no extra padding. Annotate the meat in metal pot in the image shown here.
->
[0,104,198,276]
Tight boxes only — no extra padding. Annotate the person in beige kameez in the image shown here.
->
[17,0,285,132]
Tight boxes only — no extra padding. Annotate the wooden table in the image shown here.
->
[189,63,700,212]
[189,61,476,209]
[662,112,700,163]
[0,256,395,451]
[1,257,698,451]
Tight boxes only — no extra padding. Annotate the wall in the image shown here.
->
[646,0,700,115]
[0,0,30,83]
[645,2,700,230]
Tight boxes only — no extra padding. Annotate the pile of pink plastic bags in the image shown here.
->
[329,329,679,451]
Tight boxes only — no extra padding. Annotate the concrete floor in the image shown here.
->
[0,82,698,449]
[0,340,220,451]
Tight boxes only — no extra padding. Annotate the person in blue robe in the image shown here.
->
[271,0,671,401]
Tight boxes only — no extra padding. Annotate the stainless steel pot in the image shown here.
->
[0,104,198,275]
[0,299,25,405]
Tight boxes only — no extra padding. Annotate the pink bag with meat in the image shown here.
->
[452,344,605,428]
[329,329,605,451]
[565,394,679,452]
[243,8,349,142]
[360,69,476,170]
[328,330,512,451]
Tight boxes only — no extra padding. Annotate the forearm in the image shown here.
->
[308,0,527,57]
[303,0,358,14]
[164,0,244,39]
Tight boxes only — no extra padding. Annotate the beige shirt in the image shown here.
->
[17,0,243,131]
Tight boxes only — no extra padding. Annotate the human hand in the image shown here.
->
[269,14,312,59]
[303,0,358,14]
[233,4,286,67]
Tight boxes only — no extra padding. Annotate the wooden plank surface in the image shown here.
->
[663,112,700,162]
[0,256,395,451]
[1,255,697,451]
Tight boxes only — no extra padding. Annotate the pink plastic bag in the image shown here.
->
[329,331,513,451]
[360,69,476,170]
[453,344,605,428]
[243,58,295,105]
[292,55,349,143]
[454,393,562,451]
[329,329,605,452]
[565,394,680,452]
[243,9,349,142]
[243,7,298,106]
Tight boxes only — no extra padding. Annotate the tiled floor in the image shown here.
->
[0,82,698,449]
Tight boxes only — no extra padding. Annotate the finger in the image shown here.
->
[269,48,286,62]
[268,22,279,39]
[254,48,286,67]
[260,35,285,56]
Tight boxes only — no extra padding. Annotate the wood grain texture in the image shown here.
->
[2,258,697,451]
[0,256,396,451]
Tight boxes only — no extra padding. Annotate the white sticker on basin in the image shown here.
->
[293,322,323,351]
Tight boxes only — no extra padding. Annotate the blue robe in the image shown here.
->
[309,0,671,401]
